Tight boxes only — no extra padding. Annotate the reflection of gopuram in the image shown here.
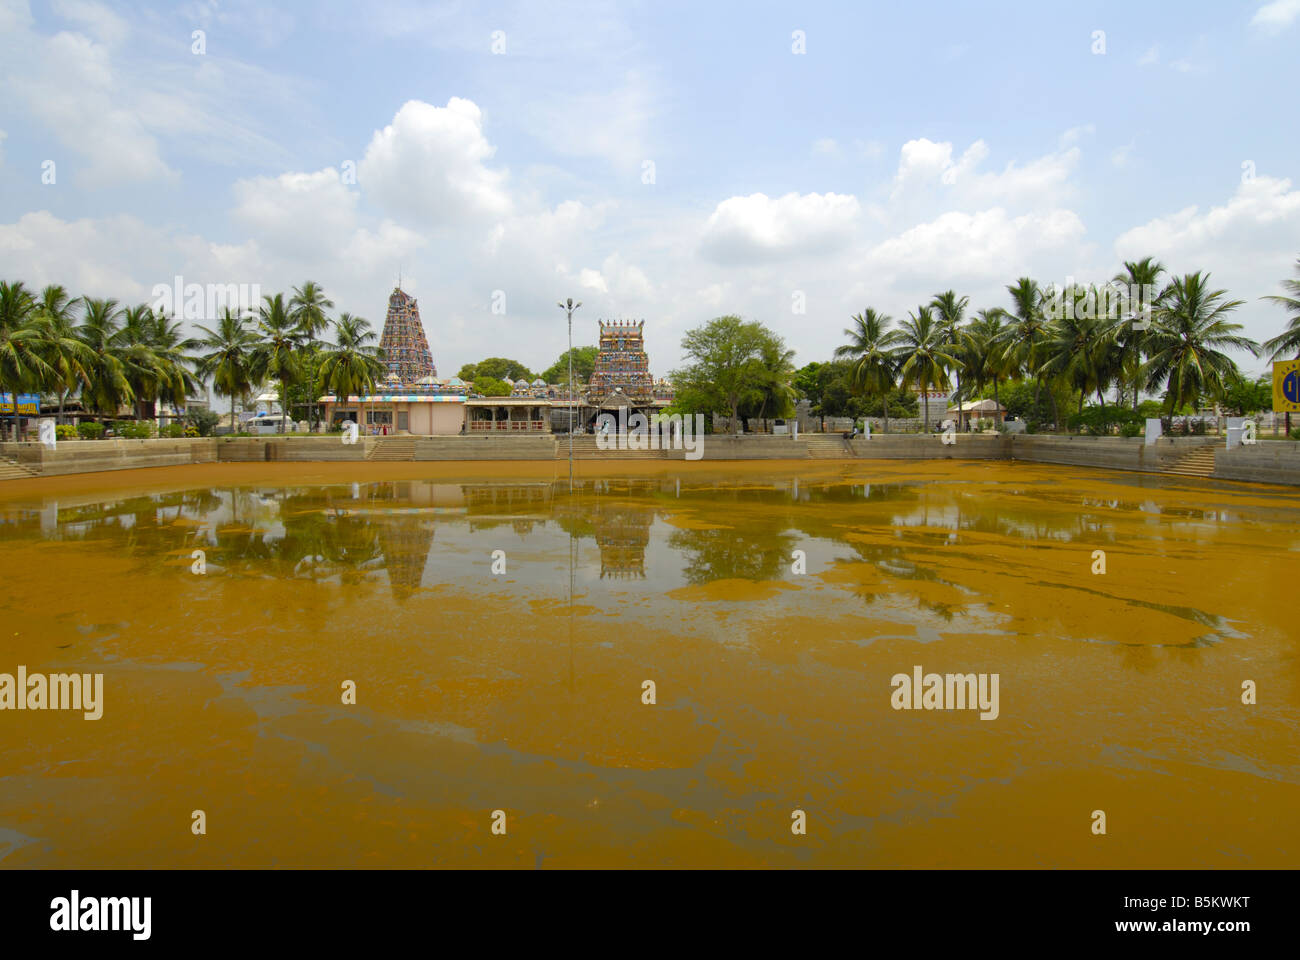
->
[594,505,651,579]
[462,483,552,536]
[373,517,436,601]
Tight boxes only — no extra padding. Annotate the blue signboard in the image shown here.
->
[0,394,41,414]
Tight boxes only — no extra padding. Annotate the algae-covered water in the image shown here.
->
[0,460,1296,867]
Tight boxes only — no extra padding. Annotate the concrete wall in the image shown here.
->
[1009,435,1214,473]
[847,434,1009,459]
[0,438,217,475]
[215,437,370,461]
[698,436,807,460]
[1213,443,1300,486]
[414,436,557,460]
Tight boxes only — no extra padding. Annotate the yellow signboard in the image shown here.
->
[1274,359,1300,414]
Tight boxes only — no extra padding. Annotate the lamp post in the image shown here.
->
[557,298,582,490]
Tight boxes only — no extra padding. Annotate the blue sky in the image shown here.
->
[1,0,1297,381]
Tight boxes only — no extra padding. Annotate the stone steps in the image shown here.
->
[1165,446,1218,478]
[805,435,852,459]
[0,457,38,480]
[366,437,418,461]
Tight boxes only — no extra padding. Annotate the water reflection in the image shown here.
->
[1,473,1290,640]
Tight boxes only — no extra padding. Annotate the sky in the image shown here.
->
[1,0,1298,384]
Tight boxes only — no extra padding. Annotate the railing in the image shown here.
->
[469,420,548,432]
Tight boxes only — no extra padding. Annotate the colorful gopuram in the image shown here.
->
[586,319,655,400]
[379,287,436,384]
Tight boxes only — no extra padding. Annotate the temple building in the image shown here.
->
[379,287,436,383]
[558,318,673,432]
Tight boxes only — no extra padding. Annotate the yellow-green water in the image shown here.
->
[0,460,1297,867]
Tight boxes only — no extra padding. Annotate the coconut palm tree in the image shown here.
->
[317,313,385,430]
[255,293,302,433]
[894,305,954,431]
[195,309,261,432]
[1143,272,1258,414]
[930,290,970,427]
[964,308,1013,418]
[1112,257,1167,408]
[1261,256,1300,360]
[32,285,92,425]
[76,297,134,430]
[0,280,47,440]
[1041,286,1119,428]
[834,308,901,431]
[1005,277,1057,427]
[290,281,335,429]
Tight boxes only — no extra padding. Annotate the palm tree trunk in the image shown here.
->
[922,394,929,433]
[58,391,66,425]
[882,395,889,434]
[993,377,1001,425]
[955,372,963,432]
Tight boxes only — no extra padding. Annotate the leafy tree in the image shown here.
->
[1219,372,1272,415]
[471,375,512,397]
[930,290,969,426]
[834,308,901,430]
[31,284,91,425]
[194,309,261,431]
[540,346,598,385]
[671,315,771,433]
[1143,272,1257,414]
[460,357,533,383]
[254,293,302,432]
[77,297,134,429]
[1262,256,1300,360]
[316,314,386,422]
[893,305,954,429]
[0,280,47,439]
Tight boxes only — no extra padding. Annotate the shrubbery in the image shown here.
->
[55,424,78,440]
[1067,406,1142,436]
[76,421,104,439]
[113,420,154,439]
[160,423,186,438]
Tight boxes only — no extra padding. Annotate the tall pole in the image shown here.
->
[557,298,582,490]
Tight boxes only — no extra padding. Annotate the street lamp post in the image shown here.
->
[557,298,582,490]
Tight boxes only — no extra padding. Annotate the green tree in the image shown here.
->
[1143,272,1257,414]
[471,375,512,397]
[32,284,91,425]
[893,305,954,430]
[963,308,1013,415]
[1113,257,1167,408]
[671,315,769,433]
[1261,256,1300,360]
[255,293,302,433]
[76,297,135,430]
[930,290,969,426]
[0,280,47,440]
[195,309,261,431]
[290,280,335,428]
[834,309,900,431]
[461,357,533,383]
[540,346,598,385]
[317,313,386,427]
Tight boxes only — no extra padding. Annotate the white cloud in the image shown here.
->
[1111,141,1135,168]
[812,138,840,157]
[1138,45,1159,66]
[699,192,861,264]
[231,168,359,258]
[1250,0,1300,33]
[50,0,128,46]
[360,98,513,226]
[1115,176,1300,353]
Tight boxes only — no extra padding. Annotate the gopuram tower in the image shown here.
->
[379,287,436,385]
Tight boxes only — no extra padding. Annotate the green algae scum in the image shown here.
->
[0,460,1297,867]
